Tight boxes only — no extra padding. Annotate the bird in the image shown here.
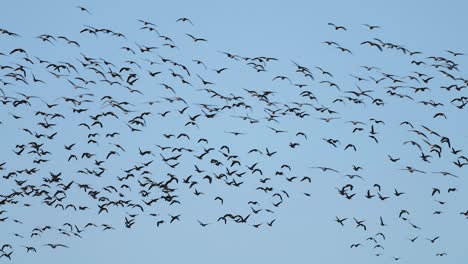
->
[328,23,347,31]
[22,246,37,253]
[363,24,380,30]
[43,244,68,249]
[197,220,209,226]
[310,166,339,173]
[426,236,440,243]
[76,6,91,14]
[335,216,347,226]
[336,46,352,54]
[186,33,207,42]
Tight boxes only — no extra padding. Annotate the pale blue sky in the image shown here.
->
[1,1,467,263]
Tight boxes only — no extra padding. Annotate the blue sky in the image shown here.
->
[1,0,467,263]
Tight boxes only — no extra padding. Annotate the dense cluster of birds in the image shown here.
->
[0,5,467,262]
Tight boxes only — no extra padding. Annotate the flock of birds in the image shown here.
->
[0,5,467,263]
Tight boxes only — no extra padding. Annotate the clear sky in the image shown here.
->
[0,0,467,263]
